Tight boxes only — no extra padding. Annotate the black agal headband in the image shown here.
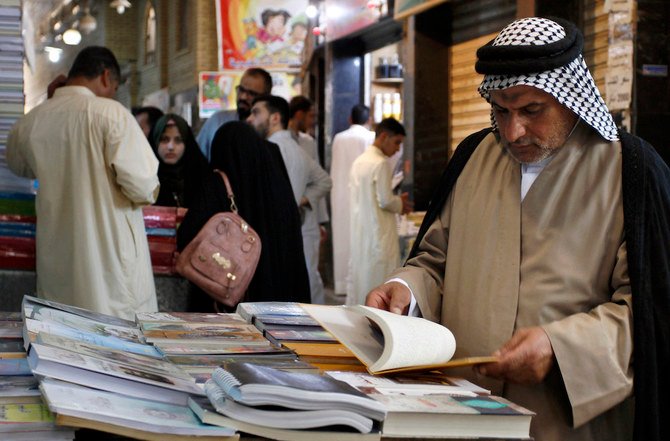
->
[475,17,583,75]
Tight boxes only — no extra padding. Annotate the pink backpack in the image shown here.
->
[176,170,261,308]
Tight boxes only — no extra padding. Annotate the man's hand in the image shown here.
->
[477,327,554,384]
[365,281,411,315]
[400,192,413,214]
[47,74,68,99]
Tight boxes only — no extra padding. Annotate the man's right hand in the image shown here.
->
[365,281,411,315]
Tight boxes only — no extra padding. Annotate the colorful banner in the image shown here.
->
[199,70,302,118]
[216,0,309,70]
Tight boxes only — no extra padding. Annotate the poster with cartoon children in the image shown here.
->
[216,0,309,69]
[199,70,302,118]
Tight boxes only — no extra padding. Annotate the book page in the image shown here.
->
[355,306,456,372]
[302,304,456,373]
[301,305,384,368]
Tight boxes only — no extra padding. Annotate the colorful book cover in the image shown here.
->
[136,311,246,325]
[28,343,202,396]
[24,303,144,343]
[0,402,54,425]
[154,342,289,356]
[144,328,269,345]
[39,378,236,437]
[23,318,161,358]
[22,295,135,328]
[141,321,257,334]
[35,333,190,379]
[254,314,319,327]
[235,302,307,322]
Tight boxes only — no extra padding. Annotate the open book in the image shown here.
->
[302,304,497,374]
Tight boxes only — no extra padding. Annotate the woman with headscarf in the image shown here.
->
[177,121,310,312]
[151,114,209,207]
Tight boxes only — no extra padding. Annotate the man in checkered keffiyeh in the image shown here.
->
[365,17,670,441]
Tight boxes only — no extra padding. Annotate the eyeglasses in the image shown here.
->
[235,85,261,98]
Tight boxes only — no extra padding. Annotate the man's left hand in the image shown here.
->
[477,326,554,384]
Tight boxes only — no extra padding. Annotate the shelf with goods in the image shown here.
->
[368,43,404,125]
[0,0,30,194]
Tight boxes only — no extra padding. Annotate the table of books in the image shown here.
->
[0,297,534,441]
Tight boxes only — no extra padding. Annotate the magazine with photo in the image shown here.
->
[39,378,237,439]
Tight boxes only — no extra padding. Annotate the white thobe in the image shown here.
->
[347,145,402,305]
[329,125,375,294]
[7,86,160,320]
[292,130,328,304]
[268,130,331,303]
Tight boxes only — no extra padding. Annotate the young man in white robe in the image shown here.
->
[347,118,413,305]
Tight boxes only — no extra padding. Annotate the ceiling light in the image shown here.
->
[63,28,82,45]
[79,11,97,34]
[110,0,131,14]
[45,46,63,63]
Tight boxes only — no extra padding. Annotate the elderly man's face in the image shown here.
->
[490,85,578,164]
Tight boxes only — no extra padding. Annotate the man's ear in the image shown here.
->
[269,111,281,128]
[100,68,111,88]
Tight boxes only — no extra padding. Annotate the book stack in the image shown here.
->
[236,302,366,372]
[142,206,187,275]
[136,311,281,357]
[0,311,75,440]
[135,311,306,385]
[189,362,386,441]
[19,296,238,439]
[326,370,534,439]
[0,0,32,195]
[0,311,29,376]
[0,206,191,273]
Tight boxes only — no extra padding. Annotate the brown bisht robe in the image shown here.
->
[393,122,634,441]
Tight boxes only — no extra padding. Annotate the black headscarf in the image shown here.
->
[177,121,311,312]
[151,114,209,207]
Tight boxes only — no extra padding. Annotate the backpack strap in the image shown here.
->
[214,169,238,214]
